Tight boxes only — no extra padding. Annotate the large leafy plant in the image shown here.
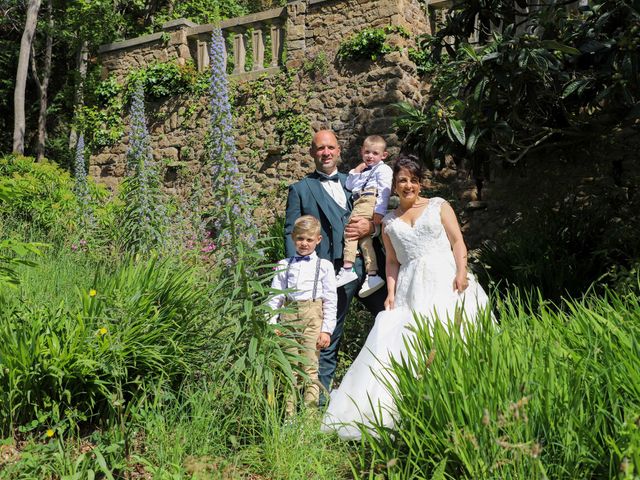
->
[397,0,640,169]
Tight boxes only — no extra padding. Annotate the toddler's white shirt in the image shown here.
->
[345,162,393,216]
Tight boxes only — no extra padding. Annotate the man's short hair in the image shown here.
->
[363,135,387,150]
[293,215,321,237]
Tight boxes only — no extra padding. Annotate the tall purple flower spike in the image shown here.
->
[122,82,167,252]
[74,133,93,229]
[209,27,256,249]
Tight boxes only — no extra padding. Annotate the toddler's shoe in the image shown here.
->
[336,267,358,287]
[358,274,385,298]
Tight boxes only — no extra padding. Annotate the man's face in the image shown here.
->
[310,131,341,174]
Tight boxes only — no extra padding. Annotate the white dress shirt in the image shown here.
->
[345,162,393,216]
[268,251,337,334]
[316,169,348,211]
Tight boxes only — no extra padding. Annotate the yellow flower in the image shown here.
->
[97,327,108,336]
[89,289,97,297]
[46,429,54,438]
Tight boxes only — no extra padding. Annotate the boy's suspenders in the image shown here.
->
[285,257,322,300]
[360,163,380,195]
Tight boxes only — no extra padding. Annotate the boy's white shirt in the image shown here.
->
[268,251,337,334]
[345,162,393,216]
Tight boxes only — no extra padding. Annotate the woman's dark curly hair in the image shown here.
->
[392,154,426,187]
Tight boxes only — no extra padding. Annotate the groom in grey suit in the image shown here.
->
[284,130,386,400]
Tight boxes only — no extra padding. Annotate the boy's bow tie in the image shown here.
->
[294,255,311,261]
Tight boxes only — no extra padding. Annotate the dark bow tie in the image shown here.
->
[362,166,372,172]
[319,174,340,182]
[294,255,311,262]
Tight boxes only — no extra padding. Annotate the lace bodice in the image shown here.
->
[383,197,451,264]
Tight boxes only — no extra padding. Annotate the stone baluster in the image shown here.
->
[233,32,246,74]
[251,29,265,70]
[270,25,282,68]
[196,40,210,72]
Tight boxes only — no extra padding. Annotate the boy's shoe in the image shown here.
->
[358,274,385,298]
[336,268,358,287]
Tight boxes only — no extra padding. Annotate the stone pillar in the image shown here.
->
[251,29,265,70]
[270,25,283,68]
[285,0,306,69]
[233,32,246,74]
[197,39,210,71]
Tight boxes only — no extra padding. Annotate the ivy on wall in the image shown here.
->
[79,60,209,150]
[231,70,311,156]
[337,25,410,61]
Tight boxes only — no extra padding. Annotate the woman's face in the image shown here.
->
[394,168,421,202]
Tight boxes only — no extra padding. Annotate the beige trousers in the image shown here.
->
[343,190,378,273]
[280,299,324,414]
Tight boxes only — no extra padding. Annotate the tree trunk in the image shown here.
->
[68,40,89,151]
[32,0,53,161]
[13,0,42,155]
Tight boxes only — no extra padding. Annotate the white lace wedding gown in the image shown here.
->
[321,197,489,440]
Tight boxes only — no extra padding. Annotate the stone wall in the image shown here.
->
[91,0,433,223]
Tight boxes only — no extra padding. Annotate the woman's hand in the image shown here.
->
[384,294,395,310]
[453,272,469,293]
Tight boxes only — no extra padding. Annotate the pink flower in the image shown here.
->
[71,244,78,251]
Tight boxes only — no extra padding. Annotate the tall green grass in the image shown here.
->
[0,256,212,435]
[357,291,640,479]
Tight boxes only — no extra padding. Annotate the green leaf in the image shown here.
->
[540,40,580,55]
[430,458,447,480]
[448,119,466,145]
[562,78,591,98]
[461,43,479,61]
[466,127,484,153]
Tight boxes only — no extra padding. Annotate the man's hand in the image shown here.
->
[345,216,373,240]
[373,213,384,225]
[317,332,331,349]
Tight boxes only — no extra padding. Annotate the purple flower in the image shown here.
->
[208,27,257,254]
[74,134,95,231]
[121,82,168,253]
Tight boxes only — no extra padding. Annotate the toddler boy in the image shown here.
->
[335,135,392,297]
[268,215,337,414]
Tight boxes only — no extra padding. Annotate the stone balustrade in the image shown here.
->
[98,7,287,83]
[187,6,287,80]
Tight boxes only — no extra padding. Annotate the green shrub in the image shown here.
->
[337,25,410,62]
[0,155,109,246]
[357,290,640,479]
[0,156,78,237]
[477,196,640,302]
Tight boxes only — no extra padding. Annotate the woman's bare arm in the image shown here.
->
[441,202,469,293]
[382,224,400,309]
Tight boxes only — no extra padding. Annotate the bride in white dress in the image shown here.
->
[321,156,490,440]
